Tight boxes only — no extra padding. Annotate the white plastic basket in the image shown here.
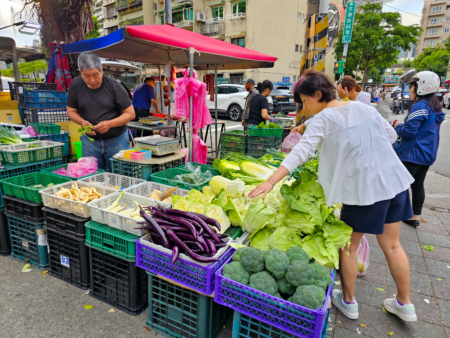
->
[39,181,117,218]
[88,192,161,236]
[124,181,189,201]
[77,172,146,190]
[138,234,231,267]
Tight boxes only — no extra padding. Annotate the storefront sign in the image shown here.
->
[384,76,399,84]
[282,76,291,83]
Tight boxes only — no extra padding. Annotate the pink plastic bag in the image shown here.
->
[280,131,302,153]
[65,156,99,178]
[180,148,189,163]
[357,236,370,277]
[192,133,207,164]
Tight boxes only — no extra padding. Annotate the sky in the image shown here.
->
[0,0,38,47]
[382,0,423,26]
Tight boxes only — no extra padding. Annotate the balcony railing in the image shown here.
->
[226,12,246,20]
[117,0,142,12]
[118,15,144,27]
[106,7,118,19]
[202,22,224,36]
[206,17,224,24]
[174,20,194,28]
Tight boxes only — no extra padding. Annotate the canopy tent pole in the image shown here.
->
[158,64,163,113]
[214,64,218,158]
[189,47,194,162]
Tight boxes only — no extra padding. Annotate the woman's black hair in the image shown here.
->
[257,80,273,94]
[409,81,443,112]
[294,70,336,103]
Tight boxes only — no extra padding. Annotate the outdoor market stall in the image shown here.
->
[60,25,277,161]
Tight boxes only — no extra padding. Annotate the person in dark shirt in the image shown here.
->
[132,77,162,121]
[66,52,135,171]
[248,80,274,126]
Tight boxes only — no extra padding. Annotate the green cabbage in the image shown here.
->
[269,227,303,252]
[302,227,339,269]
[242,203,276,234]
[187,202,205,214]
[186,189,204,204]
[223,198,244,227]
[210,176,231,195]
[225,178,246,198]
[202,186,216,197]
[173,195,189,211]
[204,204,230,233]
[239,160,275,179]
[323,219,353,251]
[249,227,271,251]
[213,158,240,175]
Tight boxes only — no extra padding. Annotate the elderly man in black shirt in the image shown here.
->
[67,52,135,171]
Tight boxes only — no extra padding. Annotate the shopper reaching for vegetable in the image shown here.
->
[247,80,274,128]
[249,70,418,323]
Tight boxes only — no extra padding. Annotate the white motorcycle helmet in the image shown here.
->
[409,71,440,96]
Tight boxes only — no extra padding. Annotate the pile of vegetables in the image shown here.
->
[147,186,178,204]
[266,148,287,159]
[256,121,281,129]
[0,125,24,145]
[175,163,212,186]
[78,125,95,142]
[105,192,144,221]
[259,154,282,166]
[223,246,332,310]
[137,205,230,264]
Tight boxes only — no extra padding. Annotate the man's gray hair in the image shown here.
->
[78,52,102,72]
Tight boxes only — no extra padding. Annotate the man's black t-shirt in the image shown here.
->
[67,75,132,140]
[248,94,269,126]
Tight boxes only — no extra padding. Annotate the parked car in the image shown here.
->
[271,85,296,113]
[206,84,273,121]
[436,88,447,104]
[442,89,450,108]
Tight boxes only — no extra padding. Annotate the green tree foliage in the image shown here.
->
[412,46,450,78]
[334,3,422,83]
[394,68,404,75]
[368,67,385,85]
[86,15,101,40]
[403,60,413,68]
[1,60,48,80]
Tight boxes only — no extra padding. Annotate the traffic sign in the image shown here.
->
[282,76,291,83]
[342,1,356,44]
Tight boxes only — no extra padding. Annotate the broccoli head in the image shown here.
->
[233,247,249,262]
[274,292,283,299]
[276,277,296,296]
[264,249,290,279]
[240,247,265,273]
[249,271,278,295]
[285,260,332,291]
[292,285,326,310]
[287,296,294,303]
[286,246,309,263]
[223,262,250,285]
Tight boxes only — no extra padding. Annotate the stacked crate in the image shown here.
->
[0,159,65,260]
[219,130,248,158]
[247,126,283,159]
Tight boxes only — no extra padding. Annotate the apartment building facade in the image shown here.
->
[416,0,450,53]
[100,0,309,84]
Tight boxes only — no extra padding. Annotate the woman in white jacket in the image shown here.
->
[249,70,417,322]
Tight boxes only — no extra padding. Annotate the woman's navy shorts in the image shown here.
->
[340,190,413,235]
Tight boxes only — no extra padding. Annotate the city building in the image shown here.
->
[94,0,105,36]
[416,0,450,53]
[100,0,308,85]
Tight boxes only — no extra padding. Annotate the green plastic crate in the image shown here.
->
[177,163,220,176]
[221,130,248,143]
[146,272,232,338]
[0,141,64,165]
[84,220,139,262]
[0,158,64,180]
[247,136,282,149]
[40,164,105,180]
[221,139,247,149]
[0,172,72,204]
[247,148,267,159]
[110,157,186,180]
[249,125,283,137]
[225,226,244,240]
[151,168,212,190]
[29,123,61,135]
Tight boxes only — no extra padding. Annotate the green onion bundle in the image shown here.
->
[0,125,24,145]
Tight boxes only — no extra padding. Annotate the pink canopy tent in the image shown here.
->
[62,25,278,160]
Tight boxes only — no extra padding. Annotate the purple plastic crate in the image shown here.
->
[214,255,335,338]
[135,238,234,295]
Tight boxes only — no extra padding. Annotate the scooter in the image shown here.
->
[390,91,403,114]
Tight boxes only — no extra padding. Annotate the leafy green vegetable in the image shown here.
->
[266,148,287,159]
[187,202,205,214]
[269,227,303,252]
[186,189,204,204]
[242,203,276,234]
[249,271,278,295]
[277,277,296,296]
[0,125,24,145]
[172,195,189,211]
[302,227,340,269]
[249,227,271,251]
[233,247,249,262]
[210,176,231,194]
[239,160,275,180]
[223,198,244,227]
[256,121,281,129]
[292,285,326,310]
[213,158,240,175]
[204,204,231,233]
[286,246,310,263]
[78,125,95,142]
[225,178,246,198]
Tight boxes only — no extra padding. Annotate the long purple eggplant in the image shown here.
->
[215,242,227,248]
[206,239,216,255]
[140,207,169,248]
[159,224,189,232]
[191,213,222,232]
[197,235,210,254]
[185,241,204,252]
[175,233,197,242]
[152,210,199,239]
[171,245,180,264]
[166,230,219,263]
[164,209,222,243]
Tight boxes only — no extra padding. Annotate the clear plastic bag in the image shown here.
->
[280,131,302,153]
[175,166,211,185]
[65,156,99,178]
[357,236,370,277]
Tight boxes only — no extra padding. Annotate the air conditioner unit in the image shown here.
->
[197,12,206,22]
[211,24,219,33]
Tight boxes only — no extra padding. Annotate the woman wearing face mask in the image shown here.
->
[393,71,446,228]
[247,80,274,127]
[337,76,371,105]
[249,70,417,323]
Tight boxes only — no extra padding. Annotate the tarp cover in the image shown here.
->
[61,25,276,70]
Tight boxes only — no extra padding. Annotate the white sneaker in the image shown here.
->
[332,289,359,320]
[384,296,417,322]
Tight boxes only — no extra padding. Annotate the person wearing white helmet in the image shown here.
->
[393,71,446,228]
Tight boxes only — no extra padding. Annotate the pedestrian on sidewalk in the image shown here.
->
[249,70,418,323]
[336,76,371,105]
[394,71,446,228]
[374,87,380,107]
[247,80,274,128]
[242,78,256,131]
